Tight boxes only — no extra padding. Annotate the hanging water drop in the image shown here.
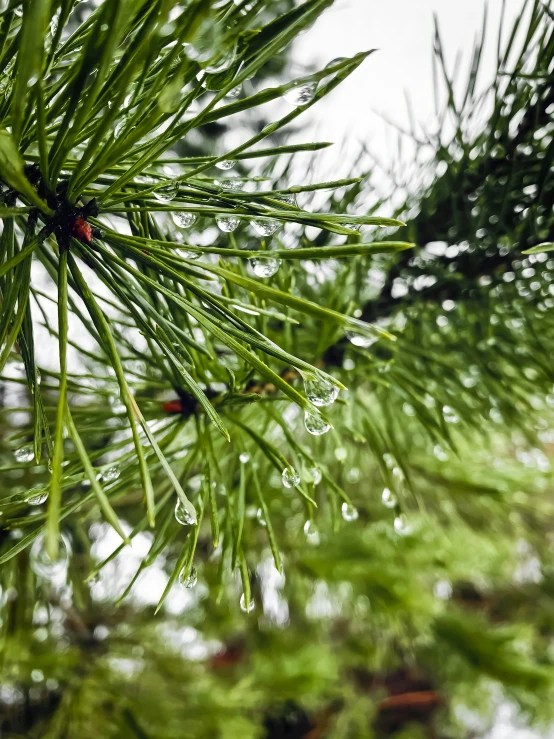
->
[14,446,34,463]
[153,181,179,203]
[282,466,300,488]
[215,159,237,171]
[179,565,197,588]
[394,514,412,536]
[175,500,195,526]
[239,452,250,464]
[304,411,330,436]
[381,487,397,508]
[204,45,236,74]
[102,466,120,483]
[256,508,267,527]
[226,84,242,98]
[185,17,219,63]
[345,330,378,348]
[341,502,359,522]
[303,374,339,407]
[248,257,281,278]
[283,81,318,106]
[30,533,70,579]
[27,491,49,506]
[303,520,320,545]
[309,467,322,485]
[240,593,255,613]
[216,215,240,232]
[251,219,280,236]
[172,211,197,228]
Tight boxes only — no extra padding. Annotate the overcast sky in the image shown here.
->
[288,0,522,178]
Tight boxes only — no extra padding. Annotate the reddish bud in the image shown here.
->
[70,216,93,244]
[163,399,185,414]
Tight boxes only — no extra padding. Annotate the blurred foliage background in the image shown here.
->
[2,0,554,737]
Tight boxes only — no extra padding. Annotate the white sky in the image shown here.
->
[289,0,522,178]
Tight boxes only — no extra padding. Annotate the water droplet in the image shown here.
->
[204,46,236,74]
[14,446,34,463]
[303,520,320,545]
[278,192,297,206]
[304,411,330,436]
[30,533,70,579]
[282,466,300,488]
[381,488,397,508]
[325,57,348,69]
[185,17,219,63]
[215,159,237,171]
[248,256,281,278]
[341,503,359,522]
[50,10,60,35]
[175,500,195,526]
[153,181,179,203]
[178,248,200,260]
[345,330,378,348]
[172,211,197,228]
[335,447,347,462]
[102,466,120,483]
[114,115,128,138]
[394,514,412,536]
[27,491,48,506]
[303,374,339,407]
[216,178,244,191]
[256,508,266,527]
[239,452,250,464]
[309,467,322,485]
[251,219,280,236]
[283,81,317,106]
[216,215,240,232]
[226,84,242,98]
[240,593,255,613]
[179,565,197,588]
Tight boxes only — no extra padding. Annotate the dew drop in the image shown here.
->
[175,500,195,526]
[345,330,378,348]
[282,466,300,488]
[239,452,250,464]
[114,116,128,138]
[240,593,255,613]
[179,565,197,588]
[216,215,240,232]
[325,57,348,69]
[381,487,397,508]
[102,466,120,483]
[185,17,219,63]
[216,178,244,191]
[303,520,320,545]
[394,514,412,536]
[215,159,237,171]
[304,411,330,436]
[278,192,297,206]
[303,374,339,407]
[251,219,280,236]
[283,81,317,106]
[341,502,359,522]
[309,467,322,485]
[256,508,267,527]
[27,491,48,506]
[153,181,179,203]
[248,256,281,278]
[172,211,197,228]
[14,446,34,463]
[50,10,60,36]
[226,84,242,98]
[30,533,70,579]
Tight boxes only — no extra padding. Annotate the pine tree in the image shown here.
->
[1,1,554,737]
